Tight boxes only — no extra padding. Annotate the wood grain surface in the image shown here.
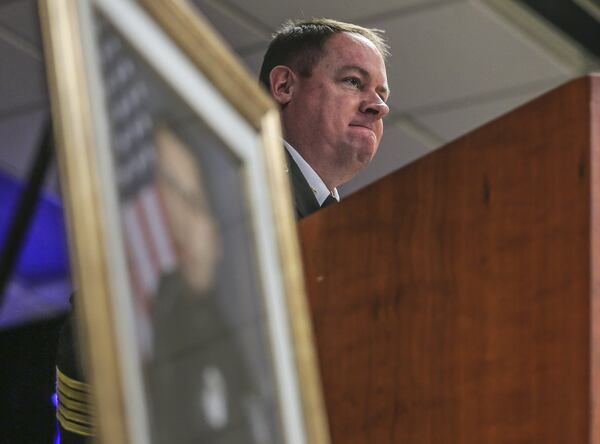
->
[299,76,599,443]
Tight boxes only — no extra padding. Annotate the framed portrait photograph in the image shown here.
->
[40,0,329,443]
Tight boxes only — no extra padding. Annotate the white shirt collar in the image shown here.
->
[284,140,339,206]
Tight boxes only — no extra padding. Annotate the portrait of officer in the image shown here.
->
[147,124,273,444]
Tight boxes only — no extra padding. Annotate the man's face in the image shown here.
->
[155,128,221,293]
[282,32,389,187]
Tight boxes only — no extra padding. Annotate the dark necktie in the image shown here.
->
[321,195,338,208]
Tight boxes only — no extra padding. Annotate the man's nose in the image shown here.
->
[361,95,390,118]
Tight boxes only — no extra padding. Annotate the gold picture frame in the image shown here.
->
[40,0,329,442]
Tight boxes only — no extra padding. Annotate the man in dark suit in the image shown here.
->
[56,17,391,443]
[259,18,390,218]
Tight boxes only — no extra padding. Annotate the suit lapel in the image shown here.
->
[284,149,320,219]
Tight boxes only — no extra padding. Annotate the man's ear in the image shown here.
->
[269,65,297,106]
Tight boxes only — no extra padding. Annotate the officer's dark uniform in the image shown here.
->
[56,274,260,443]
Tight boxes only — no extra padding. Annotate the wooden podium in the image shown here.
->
[299,75,600,443]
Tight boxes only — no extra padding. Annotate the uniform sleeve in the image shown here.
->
[55,296,94,442]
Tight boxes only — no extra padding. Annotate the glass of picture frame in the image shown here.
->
[40,0,330,443]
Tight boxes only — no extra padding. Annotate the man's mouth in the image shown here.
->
[349,123,375,133]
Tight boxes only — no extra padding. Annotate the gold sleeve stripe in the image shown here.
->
[57,367,90,391]
[57,393,94,416]
[58,403,93,426]
[57,407,95,437]
[57,379,88,402]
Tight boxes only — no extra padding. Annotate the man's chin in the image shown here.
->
[345,134,378,160]
[355,144,378,166]
[183,265,215,294]
[335,150,375,186]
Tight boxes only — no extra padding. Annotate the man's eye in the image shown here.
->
[343,77,361,88]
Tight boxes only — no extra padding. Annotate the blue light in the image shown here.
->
[0,171,70,282]
[52,391,60,443]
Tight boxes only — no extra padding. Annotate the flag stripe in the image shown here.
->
[123,204,156,294]
[140,187,176,273]
[127,250,148,311]
[134,196,161,280]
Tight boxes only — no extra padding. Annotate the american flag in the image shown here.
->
[97,19,177,356]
